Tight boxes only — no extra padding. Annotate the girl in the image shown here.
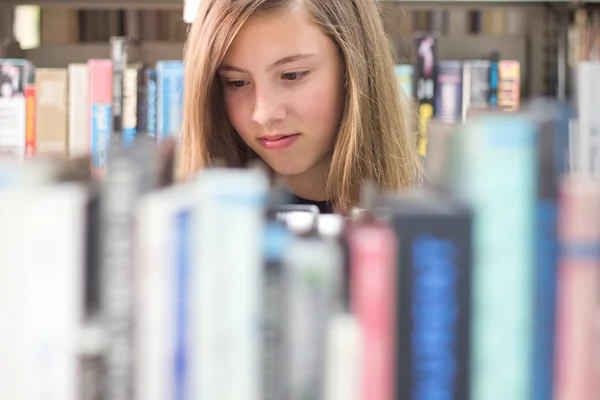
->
[180,0,423,214]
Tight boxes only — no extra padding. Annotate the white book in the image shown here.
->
[68,64,89,158]
[576,61,600,181]
[324,314,361,400]
[0,95,26,158]
[283,227,343,400]
[134,185,193,400]
[0,183,88,400]
[191,167,268,400]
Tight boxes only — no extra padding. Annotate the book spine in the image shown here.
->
[134,195,177,400]
[324,314,361,400]
[454,114,536,400]
[174,209,191,400]
[394,64,414,99]
[110,37,128,140]
[554,176,600,400]
[464,60,491,117]
[88,60,113,176]
[262,221,291,400]
[488,52,499,109]
[498,60,520,112]
[284,235,343,400]
[414,34,438,157]
[0,60,27,158]
[461,63,471,123]
[100,141,158,400]
[575,61,600,181]
[530,100,570,400]
[68,64,90,158]
[349,222,396,400]
[391,210,472,400]
[146,69,157,140]
[435,61,463,123]
[25,185,88,400]
[136,65,148,136]
[35,68,69,156]
[157,62,185,141]
[123,67,138,145]
[192,168,268,400]
[25,84,35,158]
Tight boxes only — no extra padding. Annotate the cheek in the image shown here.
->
[295,79,343,137]
[223,93,252,139]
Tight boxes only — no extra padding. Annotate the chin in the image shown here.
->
[257,155,307,176]
[267,162,310,177]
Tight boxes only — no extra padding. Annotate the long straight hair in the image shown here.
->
[180,0,423,211]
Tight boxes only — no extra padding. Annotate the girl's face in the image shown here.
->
[218,7,345,186]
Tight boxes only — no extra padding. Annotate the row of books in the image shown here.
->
[406,34,521,156]
[395,57,520,122]
[0,40,184,174]
[0,94,598,400]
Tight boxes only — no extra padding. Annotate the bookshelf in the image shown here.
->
[0,1,569,98]
[0,1,599,399]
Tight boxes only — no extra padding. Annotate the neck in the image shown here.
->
[281,158,329,202]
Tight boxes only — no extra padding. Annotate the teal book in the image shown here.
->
[450,113,537,400]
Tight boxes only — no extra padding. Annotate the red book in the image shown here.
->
[349,219,397,400]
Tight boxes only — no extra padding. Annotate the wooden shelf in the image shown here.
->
[23,41,185,67]
[0,0,571,10]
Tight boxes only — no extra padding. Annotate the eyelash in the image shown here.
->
[225,71,309,89]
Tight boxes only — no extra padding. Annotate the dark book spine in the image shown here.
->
[488,51,500,109]
[110,37,128,140]
[146,69,158,140]
[262,221,290,400]
[136,65,148,135]
[414,33,438,156]
[100,140,158,400]
[393,211,472,400]
[531,100,570,400]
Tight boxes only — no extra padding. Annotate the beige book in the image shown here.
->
[35,68,68,156]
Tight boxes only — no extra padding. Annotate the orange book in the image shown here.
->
[498,60,520,112]
[25,84,35,158]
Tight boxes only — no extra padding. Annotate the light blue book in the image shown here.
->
[450,113,537,400]
[157,61,185,141]
[394,64,414,99]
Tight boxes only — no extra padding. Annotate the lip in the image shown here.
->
[258,133,300,151]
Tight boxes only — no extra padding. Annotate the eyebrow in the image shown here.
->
[218,53,316,73]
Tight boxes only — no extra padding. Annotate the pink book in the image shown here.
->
[87,59,112,178]
[349,220,397,400]
[554,174,600,400]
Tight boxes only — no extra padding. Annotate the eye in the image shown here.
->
[282,71,308,81]
[227,80,249,88]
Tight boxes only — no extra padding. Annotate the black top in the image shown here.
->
[286,192,334,214]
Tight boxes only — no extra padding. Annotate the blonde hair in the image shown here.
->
[180,0,423,211]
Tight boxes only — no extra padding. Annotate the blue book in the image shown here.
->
[157,61,185,141]
[528,99,571,400]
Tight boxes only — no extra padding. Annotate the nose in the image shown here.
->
[251,85,286,127]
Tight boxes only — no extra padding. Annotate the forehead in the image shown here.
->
[221,8,333,67]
